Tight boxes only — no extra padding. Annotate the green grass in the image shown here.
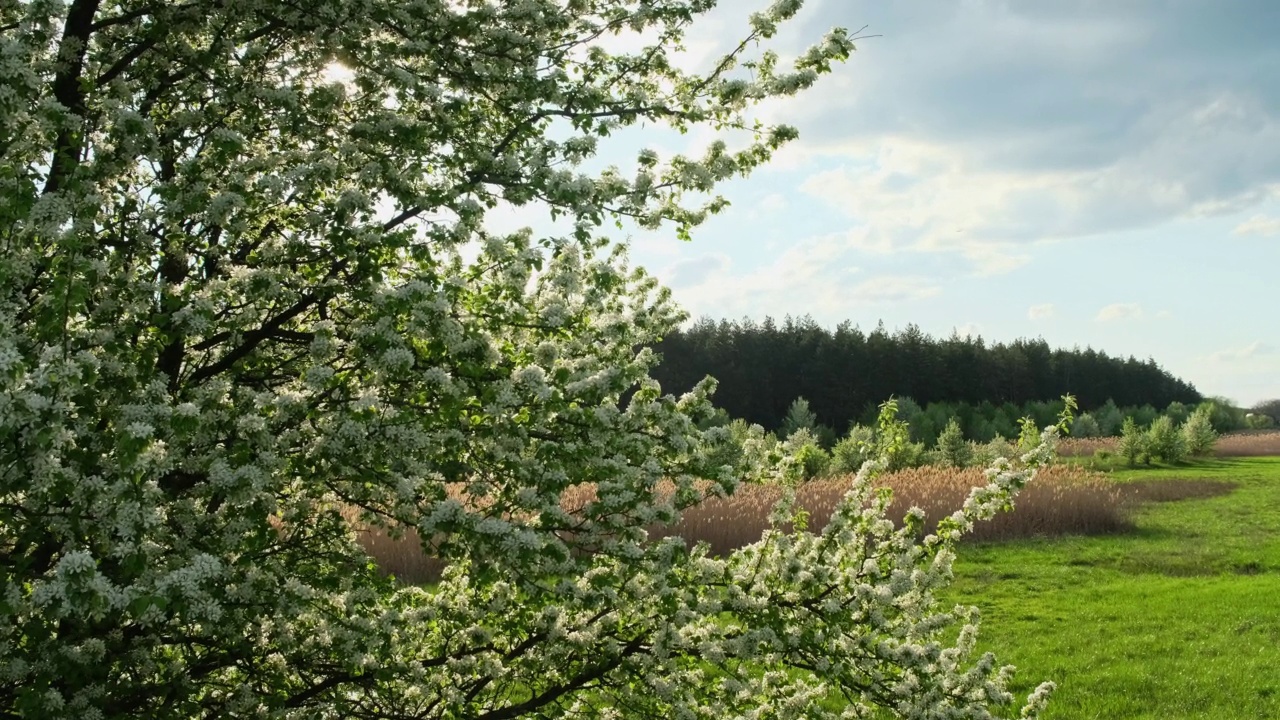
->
[947,457,1280,719]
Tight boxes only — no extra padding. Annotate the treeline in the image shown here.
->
[652,316,1202,434]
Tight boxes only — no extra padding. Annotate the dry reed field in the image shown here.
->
[1058,429,1280,458]
[354,463,1226,585]
[651,465,1130,555]
[1056,437,1117,458]
[1214,430,1280,456]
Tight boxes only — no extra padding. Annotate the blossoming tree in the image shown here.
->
[2,0,1055,717]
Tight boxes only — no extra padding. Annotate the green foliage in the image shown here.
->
[652,320,1201,435]
[934,417,973,468]
[1119,417,1147,466]
[4,0,1077,715]
[1182,407,1219,456]
[4,0,1101,712]
[813,423,839,450]
[1164,401,1190,425]
[872,398,929,472]
[971,437,1018,467]
[1252,398,1280,425]
[1017,416,1042,455]
[704,418,769,474]
[830,424,875,474]
[1198,398,1247,433]
[1128,403,1160,429]
[1094,400,1126,437]
[780,396,818,438]
[786,428,831,481]
[1144,415,1187,464]
[895,396,927,442]
[696,407,733,430]
[1071,412,1101,438]
[1245,413,1275,429]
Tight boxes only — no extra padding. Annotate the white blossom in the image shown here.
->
[0,1,1052,717]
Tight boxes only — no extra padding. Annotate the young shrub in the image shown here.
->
[1119,416,1148,466]
[1181,407,1219,456]
[1164,401,1190,426]
[1071,412,1101,438]
[871,399,930,472]
[1144,415,1187,464]
[1094,399,1126,437]
[971,436,1017,467]
[704,418,770,477]
[780,396,819,439]
[934,417,973,468]
[814,423,839,450]
[830,424,875,474]
[1017,416,1042,455]
[893,440,930,471]
[895,396,928,442]
[785,428,831,481]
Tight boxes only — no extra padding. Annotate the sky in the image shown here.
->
[492,0,1280,407]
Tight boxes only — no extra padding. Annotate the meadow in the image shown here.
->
[356,432,1280,718]
[950,457,1280,719]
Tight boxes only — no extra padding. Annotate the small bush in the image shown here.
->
[1144,415,1186,464]
[890,441,929,472]
[971,437,1017,466]
[933,417,973,468]
[1181,408,1218,456]
[786,428,830,481]
[780,396,818,438]
[831,424,875,474]
[1071,413,1101,438]
[1118,417,1147,466]
[814,423,839,450]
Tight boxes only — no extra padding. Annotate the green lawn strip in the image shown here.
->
[943,457,1280,719]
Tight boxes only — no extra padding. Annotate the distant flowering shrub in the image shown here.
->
[1182,408,1219,456]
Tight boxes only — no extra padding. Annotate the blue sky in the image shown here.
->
[492,0,1280,407]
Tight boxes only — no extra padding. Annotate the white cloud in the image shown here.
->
[1028,303,1056,320]
[661,254,729,289]
[1211,342,1276,363]
[669,232,863,319]
[797,137,1158,277]
[1095,303,1145,322]
[954,323,983,339]
[1233,214,1280,237]
[848,275,942,304]
[747,192,789,220]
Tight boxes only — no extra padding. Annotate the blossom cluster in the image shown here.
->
[2,0,1050,717]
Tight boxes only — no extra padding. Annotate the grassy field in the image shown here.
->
[355,451,1280,717]
[948,457,1280,719]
